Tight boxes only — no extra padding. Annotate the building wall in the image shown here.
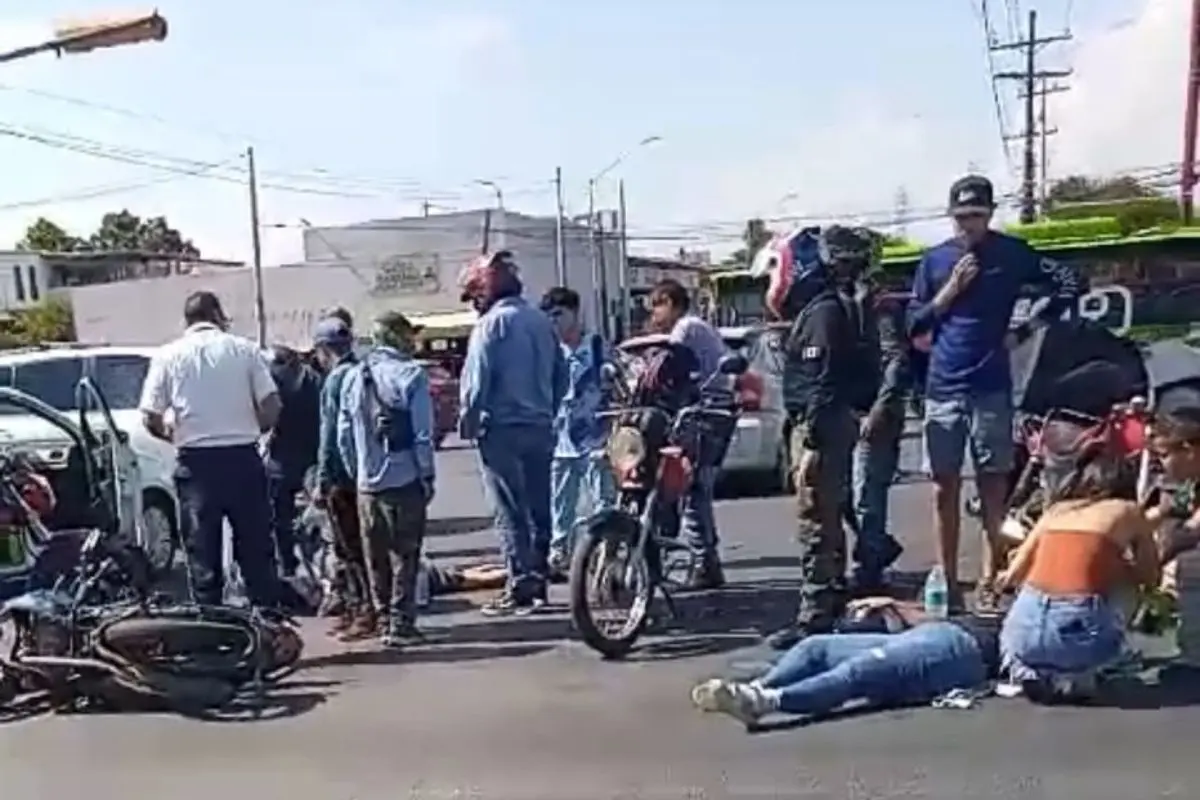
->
[302,210,622,327]
[68,211,625,346]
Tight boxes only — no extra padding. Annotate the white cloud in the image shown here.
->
[1051,0,1187,176]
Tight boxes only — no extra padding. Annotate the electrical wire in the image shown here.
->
[0,83,555,201]
[0,160,234,211]
[978,0,1016,172]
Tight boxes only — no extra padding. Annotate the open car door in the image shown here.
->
[75,377,142,547]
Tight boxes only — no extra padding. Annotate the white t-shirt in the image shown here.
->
[138,323,278,449]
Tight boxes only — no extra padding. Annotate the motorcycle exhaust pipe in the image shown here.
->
[18,654,134,678]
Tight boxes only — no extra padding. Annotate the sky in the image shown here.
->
[0,0,1185,266]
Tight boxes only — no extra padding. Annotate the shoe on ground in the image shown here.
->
[685,557,726,591]
[337,613,378,642]
[690,678,769,726]
[480,591,545,618]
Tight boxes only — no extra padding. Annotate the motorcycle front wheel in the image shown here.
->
[567,523,652,660]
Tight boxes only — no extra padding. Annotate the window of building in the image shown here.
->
[11,266,25,303]
[27,265,39,301]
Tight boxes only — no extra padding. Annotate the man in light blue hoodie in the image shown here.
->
[458,251,568,615]
[338,311,436,649]
[540,286,616,576]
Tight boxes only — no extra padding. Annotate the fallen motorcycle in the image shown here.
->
[0,527,302,715]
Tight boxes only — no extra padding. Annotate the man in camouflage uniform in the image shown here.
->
[764,226,880,651]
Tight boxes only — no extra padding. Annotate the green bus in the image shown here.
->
[706,221,1200,334]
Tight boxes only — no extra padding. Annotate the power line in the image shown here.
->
[991,8,1072,222]
[0,83,556,202]
[0,160,233,211]
[977,0,1015,170]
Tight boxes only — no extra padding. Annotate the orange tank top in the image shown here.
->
[1025,530,1127,596]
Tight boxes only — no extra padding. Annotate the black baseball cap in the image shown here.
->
[947,175,995,215]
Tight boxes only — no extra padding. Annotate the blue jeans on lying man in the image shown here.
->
[1000,585,1125,686]
[761,622,986,716]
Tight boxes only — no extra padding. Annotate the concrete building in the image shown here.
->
[0,250,242,312]
[67,209,704,346]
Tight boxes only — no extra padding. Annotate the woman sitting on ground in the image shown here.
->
[690,598,999,727]
[996,437,1159,701]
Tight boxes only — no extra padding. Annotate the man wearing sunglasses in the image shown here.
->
[909,175,1084,612]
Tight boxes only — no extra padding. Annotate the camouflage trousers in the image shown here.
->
[789,408,859,631]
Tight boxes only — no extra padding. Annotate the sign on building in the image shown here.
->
[370,253,443,297]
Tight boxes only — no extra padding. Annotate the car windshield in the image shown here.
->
[0,354,149,413]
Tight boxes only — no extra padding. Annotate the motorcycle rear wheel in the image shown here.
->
[568,524,652,660]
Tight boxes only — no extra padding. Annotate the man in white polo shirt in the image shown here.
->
[139,291,283,607]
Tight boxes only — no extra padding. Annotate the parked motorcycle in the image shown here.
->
[568,352,746,659]
[0,525,302,715]
[993,400,1150,545]
[965,318,1149,520]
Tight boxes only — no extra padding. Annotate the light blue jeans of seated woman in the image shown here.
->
[1000,585,1125,683]
[759,622,986,716]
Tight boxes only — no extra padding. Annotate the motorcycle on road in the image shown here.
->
[568,352,746,659]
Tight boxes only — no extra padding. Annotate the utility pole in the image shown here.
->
[1018,80,1070,214]
[246,146,266,348]
[586,179,600,330]
[554,167,567,284]
[617,179,630,340]
[993,9,1071,223]
[1181,0,1200,222]
[596,213,610,341]
[893,186,910,238]
[480,208,492,255]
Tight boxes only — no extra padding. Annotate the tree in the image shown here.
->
[89,209,199,256]
[1045,174,1178,234]
[0,297,76,349]
[13,210,201,257]
[17,217,87,253]
[723,218,776,268]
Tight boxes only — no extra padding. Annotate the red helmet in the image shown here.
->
[458,250,519,303]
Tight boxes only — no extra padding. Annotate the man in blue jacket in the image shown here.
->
[458,251,568,615]
[338,311,436,648]
[909,175,1084,610]
[540,286,616,577]
[312,316,368,636]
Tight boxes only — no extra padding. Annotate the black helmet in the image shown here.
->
[818,225,881,277]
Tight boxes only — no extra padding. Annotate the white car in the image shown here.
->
[617,324,788,489]
[0,345,178,572]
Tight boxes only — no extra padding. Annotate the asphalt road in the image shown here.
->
[2,438,1200,799]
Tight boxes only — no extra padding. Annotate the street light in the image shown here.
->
[474,179,504,210]
[0,11,168,64]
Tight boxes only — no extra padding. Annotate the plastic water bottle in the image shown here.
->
[923,565,950,619]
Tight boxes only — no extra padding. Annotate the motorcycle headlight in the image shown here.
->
[607,427,645,475]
